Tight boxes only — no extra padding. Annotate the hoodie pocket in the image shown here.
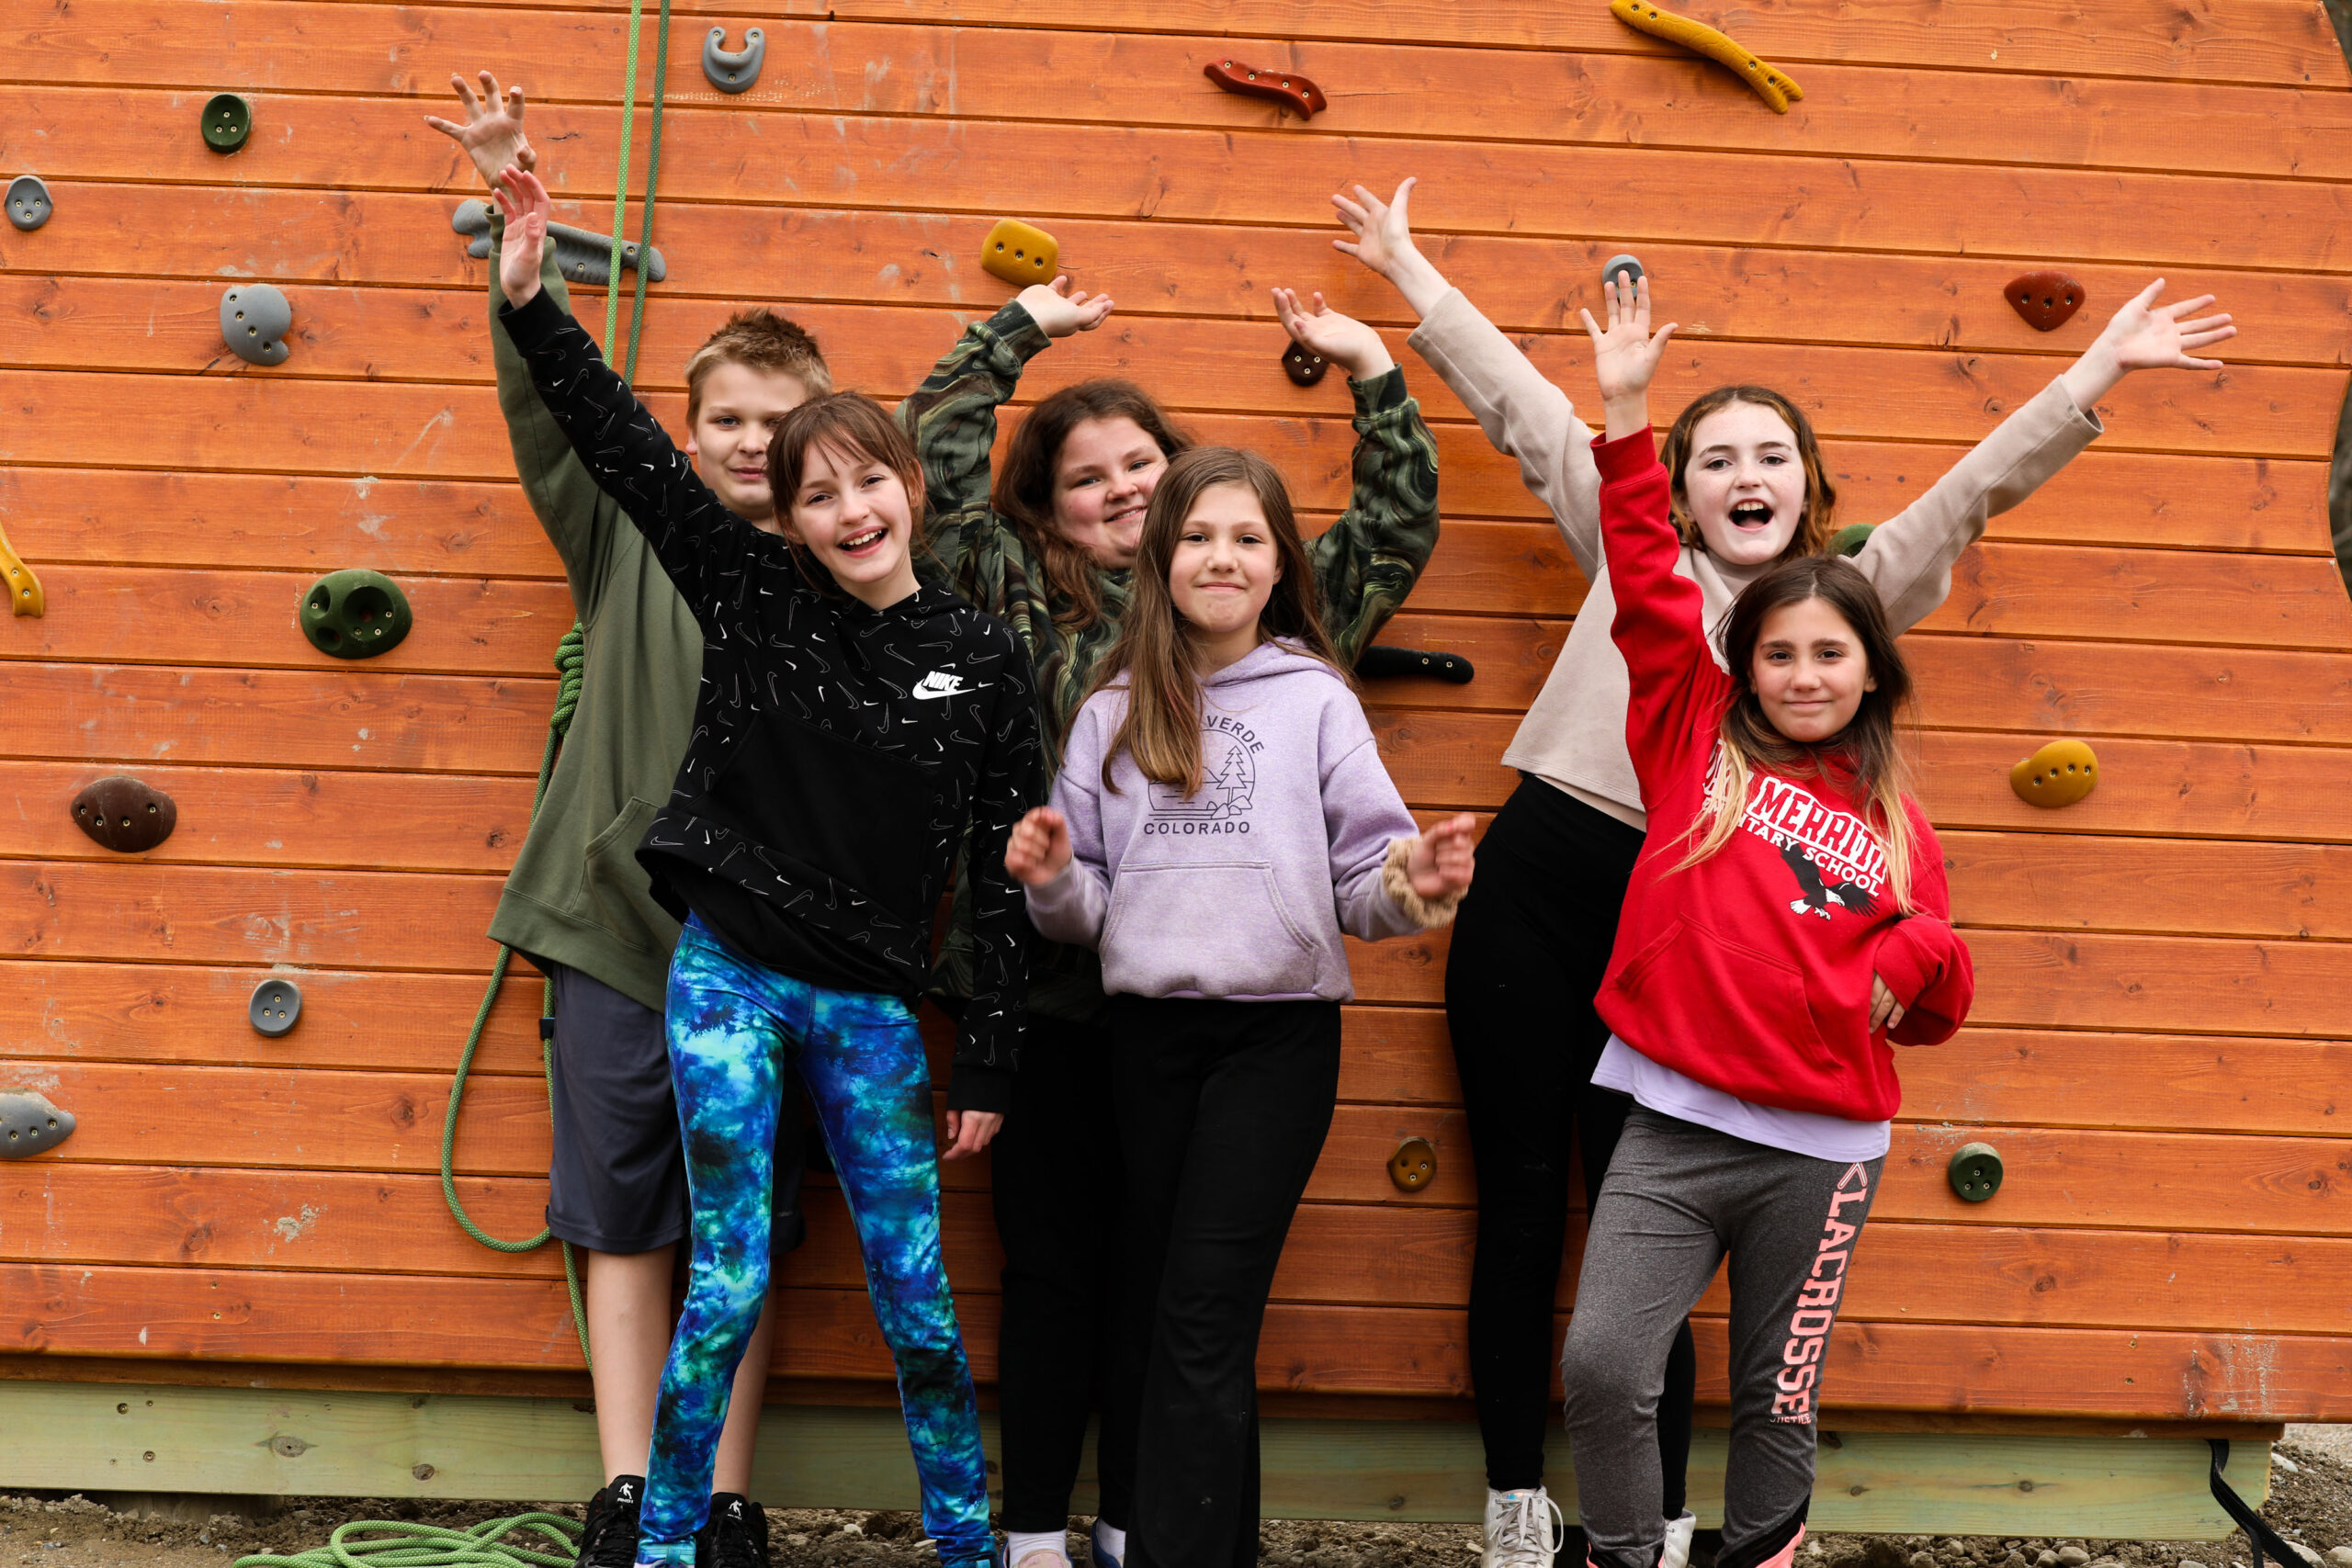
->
[1613,917,1839,1074]
[580,795,667,953]
[1101,860,1322,998]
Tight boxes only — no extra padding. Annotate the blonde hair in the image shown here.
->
[684,309,831,423]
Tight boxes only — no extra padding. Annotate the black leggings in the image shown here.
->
[989,1011,1137,1533]
[1443,774,1697,1510]
[1114,995,1342,1568]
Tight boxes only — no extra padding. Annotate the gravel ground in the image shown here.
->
[9,1429,2352,1568]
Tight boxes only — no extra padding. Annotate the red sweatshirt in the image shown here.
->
[1592,429,1974,1122]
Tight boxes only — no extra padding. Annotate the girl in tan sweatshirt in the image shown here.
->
[1329,177,2234,1568]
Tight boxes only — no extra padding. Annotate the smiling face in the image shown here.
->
[1751,594,1875,745]
[1050,415,1169,570]
[686,363,814,529]
[1681,400,1810,567]
[786,438,921,609]
[1169,481,1283,671]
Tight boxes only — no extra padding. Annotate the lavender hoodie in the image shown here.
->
[1025,639,1425,1001]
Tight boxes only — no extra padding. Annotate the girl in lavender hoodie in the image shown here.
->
[1004,446,1476,1568]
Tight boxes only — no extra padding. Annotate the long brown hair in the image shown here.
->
[765,392,928,593]
[994,379,1194,629]
[1094,447,1347,796]
[1674,555,1925,910]
[1659,386,1838,558]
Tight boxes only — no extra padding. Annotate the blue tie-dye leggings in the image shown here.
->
[636,916,993,1568]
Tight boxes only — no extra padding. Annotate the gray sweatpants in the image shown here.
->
[1561,1110,1883,1568]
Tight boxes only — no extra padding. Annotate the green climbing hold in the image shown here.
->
[1948,1141,2003,1203]
[1829,523,1876,558]
[202,94,252,152]
[300,569,413,660]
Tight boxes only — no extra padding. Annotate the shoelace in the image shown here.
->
[1493,1492,1567,1566]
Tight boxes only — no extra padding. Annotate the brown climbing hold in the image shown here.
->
[2007,271,2086,332]
[0,521,42,616]
[71,774,178,852]
[1387,1137,1438,1192]
[2008,739,2098,807]
[1282,340,1328,388]
[1203,59,1327,120]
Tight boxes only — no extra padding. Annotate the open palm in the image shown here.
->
[424,71,536,189]
[2093,279,2234,373]
[1578,273,1678,405]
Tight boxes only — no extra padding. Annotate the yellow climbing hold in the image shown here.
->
[0,521,42,617]
[2008,739,2099,808]
[1609,0,1804,114]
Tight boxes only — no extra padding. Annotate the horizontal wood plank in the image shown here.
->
[16,8,2352,186]
[6,89,2352,275]
[6,1264,2345,1417]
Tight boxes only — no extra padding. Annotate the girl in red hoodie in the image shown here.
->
[1558,276,1974,1568]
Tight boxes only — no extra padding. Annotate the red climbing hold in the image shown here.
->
[2007,270,2086,332]
[1204,59,1327,119]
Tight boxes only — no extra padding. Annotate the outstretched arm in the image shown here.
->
[2057,278,2234,410]
[896,278,1112,584]
[1339,179,1607,576]
[493,166,766,617]
[1271,287,1442,663]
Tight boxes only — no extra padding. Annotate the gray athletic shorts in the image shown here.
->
[545,963,808,1256]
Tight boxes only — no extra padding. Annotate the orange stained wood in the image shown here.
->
[0,0,2347,1428]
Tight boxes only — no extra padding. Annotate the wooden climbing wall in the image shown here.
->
[2,0,2351,1438]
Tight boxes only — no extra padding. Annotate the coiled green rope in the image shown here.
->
[440,625,590,1362]
[232,1512,582,1568]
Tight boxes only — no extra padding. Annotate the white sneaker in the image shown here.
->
[1483,1487,1566,1568]
[1660,1513,1699,1568]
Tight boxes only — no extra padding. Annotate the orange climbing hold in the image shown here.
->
[1609,0,1804,114]
[0,521,42,617]
[2008,739,2099,807]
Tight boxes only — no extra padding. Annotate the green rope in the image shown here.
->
[601,0,647,355]
[441,626,589,1362]
[620,0,673,383]
[232,1512,582,1568]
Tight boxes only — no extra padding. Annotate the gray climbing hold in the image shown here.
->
[6,175,51,232]
[450,198,667,288]
[249,977,302,1038]
[702,27,765,93]
[220,283,292,367]
[0,1092,74,1159]
[1602,253,1644,289]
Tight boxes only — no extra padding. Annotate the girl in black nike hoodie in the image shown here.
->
[494,168,1036,1568]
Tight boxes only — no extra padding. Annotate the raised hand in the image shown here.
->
[1578,271,1679,437]
[1330,177,1451,319]
[424,70,536,190]
[1004,806,1073,886]
[1271,288,1396,381]
[491,164,551,309]
[1405,813,1478,900]
[1016,276,1115,339]
[2061,279,2236,407]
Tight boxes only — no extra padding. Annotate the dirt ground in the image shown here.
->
[10,1428,2352,1568]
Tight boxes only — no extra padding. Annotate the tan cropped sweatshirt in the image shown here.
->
[1406,288,2104,829]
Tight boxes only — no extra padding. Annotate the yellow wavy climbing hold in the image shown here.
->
[1609,0,1804,114]
[2008,739,2098,808]
[0,522,41,617]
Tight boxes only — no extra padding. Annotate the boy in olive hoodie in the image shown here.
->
[428,73,817,1568]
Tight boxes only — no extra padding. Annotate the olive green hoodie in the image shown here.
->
[482,219,703,1011]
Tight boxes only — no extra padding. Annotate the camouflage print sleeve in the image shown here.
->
[896,300,1053,587]
[1307,366,1444,665]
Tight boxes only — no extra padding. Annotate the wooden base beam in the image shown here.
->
[0,1382,2260,1540]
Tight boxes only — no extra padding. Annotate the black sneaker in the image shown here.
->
[579,1475,648,1568]
[700,1495,772,1568]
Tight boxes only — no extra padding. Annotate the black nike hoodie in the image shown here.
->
[502,289,1041,1111]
